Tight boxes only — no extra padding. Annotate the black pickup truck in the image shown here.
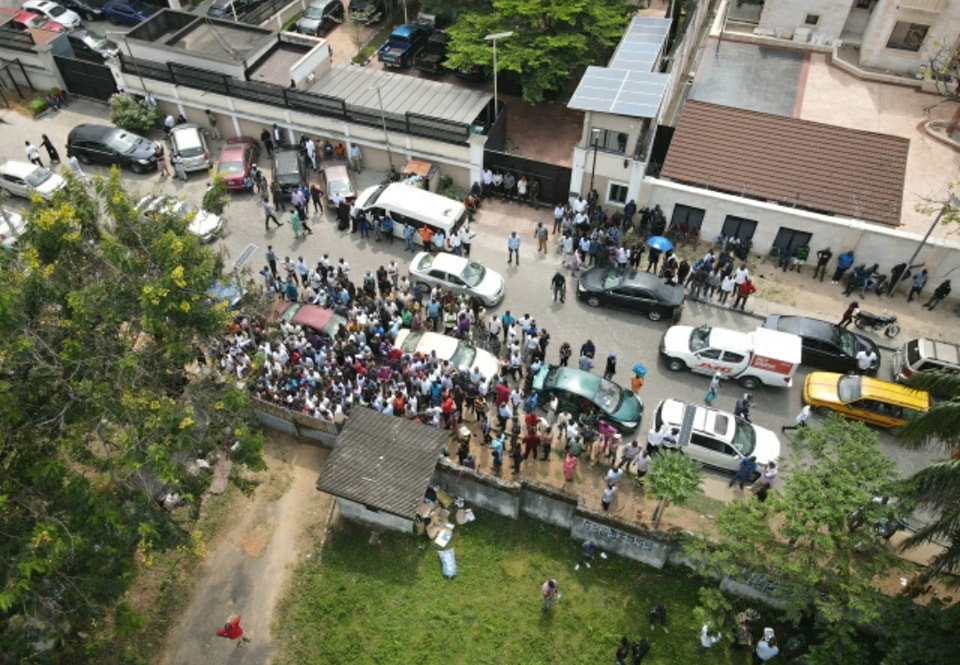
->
[412,30,449,75]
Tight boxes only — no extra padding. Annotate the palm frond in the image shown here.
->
[898,400,960,450]
[905,458,960,506]
[904,368,960,396]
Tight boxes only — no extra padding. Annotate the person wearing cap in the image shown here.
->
[734,393,753,422]
[604,352,617,380]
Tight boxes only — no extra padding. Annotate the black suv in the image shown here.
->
[272,148,307,193]
[66,124,161,174]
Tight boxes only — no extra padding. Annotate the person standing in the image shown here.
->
[907,269,929,302]
[216,615,250,646]
[272,123,283,147]
[697,624,722,652]
[832,250,854,284]
[39,134,60,164]
[265,245,278,277]
[718,273,736,305]
[290,209,304,240]
[732,277,756,310]
[782,404,812,432]
[349,144,363,172]
[261,197,281,231]
[752,461,778,502]
[507,231,521,265]
[551,270,566,303]
[260,128,274,157]
[536,222,549,253]
[704,371,721,405]
[25,141,43,167]
[604,353,617,380]
[563,450,577,482]
[541,578,559,612]
[925,279,951,310]
[728,455,757,490]
[856,348,877,374]
[755,633,780,662]
[812,247,832,281]
[838,301,859,328]
[205,109,221,140]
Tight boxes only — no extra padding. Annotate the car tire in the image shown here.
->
[647,310,663,322]
[77,152,91,165]
[815,406,833,418]
[739,376,760,390]
[666,357,686,372]
[130,162,145,174]
[586,296,601,308]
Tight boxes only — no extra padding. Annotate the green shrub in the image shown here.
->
[109,93,161,135]
[28,98,49,116]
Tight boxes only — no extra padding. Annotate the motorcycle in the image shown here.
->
[854,309,900,338]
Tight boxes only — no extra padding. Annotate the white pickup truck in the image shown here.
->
[659,324,802,389]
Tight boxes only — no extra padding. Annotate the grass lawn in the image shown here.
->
[275,511,754,665]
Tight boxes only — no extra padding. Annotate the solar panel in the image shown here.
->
[568,67,668,118]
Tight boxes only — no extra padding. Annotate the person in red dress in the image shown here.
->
[217,615,249,646]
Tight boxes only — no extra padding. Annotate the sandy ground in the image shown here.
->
[157,437,330,665]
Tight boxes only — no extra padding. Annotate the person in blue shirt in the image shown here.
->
[403,224,416,252]
[491,433,504,475]
[500,310,515,342]
[728,455,758,490]
[832,250,854,284]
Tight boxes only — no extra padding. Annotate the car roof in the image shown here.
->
[659,398,736,444]
[324,163,350,179]
[707,326,752,353]
[425,251,464,272]
[544,365,600,396]
[856,375,930,410]
[0,160,40,177]
[774,315,836,340]
[69,123,118,140]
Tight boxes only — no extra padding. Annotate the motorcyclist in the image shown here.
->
[551,270,567,303]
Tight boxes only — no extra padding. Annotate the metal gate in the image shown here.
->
[482,150,572,208]
[53,56,116,102]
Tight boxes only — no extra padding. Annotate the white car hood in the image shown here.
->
[751,425,781,467]
[662,325,694,355]
[35,173,65,199]
[189,209,222,240]
[474,270,504,301]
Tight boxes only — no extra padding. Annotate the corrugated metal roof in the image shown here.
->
[315,409,448,518]
[314,66,491,125]
[567,16,671,118]
[660,100,909,227]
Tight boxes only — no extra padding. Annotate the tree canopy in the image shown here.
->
[436,0,634,104]
[0,170,264,662]
[687,416,901,663]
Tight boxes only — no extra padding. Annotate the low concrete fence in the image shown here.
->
[252,398,342,447]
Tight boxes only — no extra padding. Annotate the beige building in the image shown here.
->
[753,0,960,76]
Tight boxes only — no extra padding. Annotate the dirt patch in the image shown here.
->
[240,518,276,557]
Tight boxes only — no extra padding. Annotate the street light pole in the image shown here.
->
[887,194,960,297]
[372,82,393,170]
[484,31,514,121]
[588,127,601,194]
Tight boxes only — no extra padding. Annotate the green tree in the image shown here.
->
[108,92,161,135]
[0,169,264,662]
[442,0,633,104]
[202,173,230,215]
[897,370,960,587]
[687,417,900,664]
[644,450,703,529]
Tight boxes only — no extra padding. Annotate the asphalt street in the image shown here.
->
[0,98,940,491]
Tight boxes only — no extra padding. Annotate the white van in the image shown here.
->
[355,182,468,244]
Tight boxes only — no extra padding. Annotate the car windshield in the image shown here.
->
[837,374,861,402]
[48,5,67,16]
[328,178,351,197]
[601,269,622,289]
[416,253,434,270]
[731,418,756,456]
[303,6,324,17]
[460,261,485,288]
[836,327,858,355]
[593,378,623,414]
[85,32,111,48]
[689,325,711,352]
[450,341,477,370]
[106,131,139,154]
[24,167,53,187]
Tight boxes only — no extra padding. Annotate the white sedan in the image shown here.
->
[0,161,66,201]
[394,329,500,383]
[1,208,27,249]
[22,0,81,28]
[136,194,223,244]
[653,398,780,473]
[408,251,505,306]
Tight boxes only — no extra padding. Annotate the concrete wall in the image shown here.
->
[571,513,673,569]
[757,0,851,41]
[861,0,960,74]
[520,481,578,528]
[434,463,521,518]
[337,497,413,533]
[646,178,960,282]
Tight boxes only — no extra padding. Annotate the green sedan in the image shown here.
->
[531,365,643,432]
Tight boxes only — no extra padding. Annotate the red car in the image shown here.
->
[0,7,66,31]
[216,136,260,191]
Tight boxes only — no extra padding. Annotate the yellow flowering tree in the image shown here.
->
[0,168,264,661]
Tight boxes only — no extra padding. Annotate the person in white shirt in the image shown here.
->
[698,624,721,652]
[855,349,877,374]
[734,264,750,285]
[349,144,363,173]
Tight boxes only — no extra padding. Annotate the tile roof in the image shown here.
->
[315,409,448,519]
[660,100,909,227]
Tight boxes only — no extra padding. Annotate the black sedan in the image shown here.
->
[577,267,684,322]
[66,124,161,174]
[762,315,879,374]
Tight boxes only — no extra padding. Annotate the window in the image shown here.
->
[589,127,629,155]
[698,349,722,360]
[887,22,929,51]
[608,183,628,205]
[855,0,871,8]
[805,14,819,25]
[721,215,758,241]
[670,204,705,231]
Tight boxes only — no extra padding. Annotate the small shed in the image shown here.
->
[315,409,448,533]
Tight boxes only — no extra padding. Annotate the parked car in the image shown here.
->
[272,301,346,337]
[216,136,259,191]
[653,399,781,473]
[1,208,27,250]
[207,279,246,310]
[577,267,685,322]
[207,0,261,19]
[22,0,81,29]
[377,23,431,68]
[892,337,960,387]
[295,0,343,36]
[0,161,66,201]
[802,372,929,429]
[394,329,500,382]
[66,124,160,173]
[66,28,119,62]
[531,364,643,433]
[320,163,355,204]
[762,314,880,374]
[347,0,383,24]
[4,8,65,30]
[136,194,223,243]
[272,147,306,194]
[102,0,157,25]
[168,124,211,173]
[58,0,106,21]
[408,251,505,307]
[412,29,449,75]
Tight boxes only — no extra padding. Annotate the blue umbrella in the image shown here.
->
[647,235,673,252]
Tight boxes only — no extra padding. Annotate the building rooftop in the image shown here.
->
[660,100,909,227]
[315,409,447,519]
[313,65,492,126]
[568,16,671,119]
[127,10,275,63]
